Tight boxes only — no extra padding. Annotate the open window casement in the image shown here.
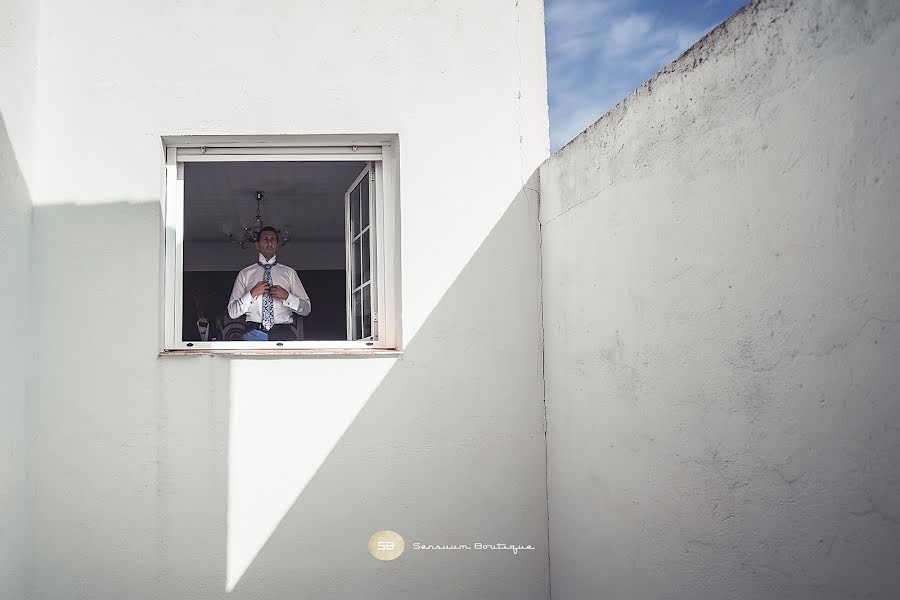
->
[345,163,377,341]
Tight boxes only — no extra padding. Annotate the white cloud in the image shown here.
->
[546,0,723,150]
[605,13,655,58]
[605,13,712,68]
[545,0,616,30]
[546,0,617,71]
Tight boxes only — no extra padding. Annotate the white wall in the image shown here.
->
[0,0,37,597]
[29,1,549,599]
[540,1,900,598]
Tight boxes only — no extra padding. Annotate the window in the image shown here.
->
[161,135,400,352]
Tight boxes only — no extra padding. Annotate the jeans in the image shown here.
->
[242,323,295,341]
[242,328,270,341]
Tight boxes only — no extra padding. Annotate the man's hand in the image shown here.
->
[269,285,289,301]
[250,281,270,298]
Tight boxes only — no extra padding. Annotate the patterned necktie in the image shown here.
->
[258,261,277,330]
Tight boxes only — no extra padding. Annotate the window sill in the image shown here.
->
[159,348,401,357]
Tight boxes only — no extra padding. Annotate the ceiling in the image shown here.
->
[184,161,368,243]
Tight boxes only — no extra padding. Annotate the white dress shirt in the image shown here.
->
[227,254,311,323]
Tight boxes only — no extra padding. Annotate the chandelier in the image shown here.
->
[223,191,291,249]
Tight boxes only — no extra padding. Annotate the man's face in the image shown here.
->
[256,230,279,259]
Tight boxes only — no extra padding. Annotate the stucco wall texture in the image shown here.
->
[6,0,900,597]
[0,0,37,597]
[23,1,550,599]
[540,1,900,598]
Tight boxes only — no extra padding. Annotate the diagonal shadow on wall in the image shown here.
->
[0,112,32,600]
[28,173,549,600]
[222,177,548,600]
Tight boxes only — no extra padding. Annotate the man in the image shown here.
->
[227,226,311,341]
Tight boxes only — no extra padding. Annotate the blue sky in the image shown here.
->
[546,0,748,151]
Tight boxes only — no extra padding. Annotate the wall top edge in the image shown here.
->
[550,1,757,158]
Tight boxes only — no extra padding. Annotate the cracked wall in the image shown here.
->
[539,0,900,598]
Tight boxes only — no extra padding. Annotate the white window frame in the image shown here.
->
[160,135,401,353]
[344,163,378,341]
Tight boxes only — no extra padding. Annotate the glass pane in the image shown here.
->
[352,289,362,340]
[350,185,360,237]
[360,175,369,229]
[362,283,371,339]
[361,230,370,283]
[352,237,361,290]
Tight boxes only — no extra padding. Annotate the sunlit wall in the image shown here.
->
[27,2,550,599]
[541,1,900,598]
